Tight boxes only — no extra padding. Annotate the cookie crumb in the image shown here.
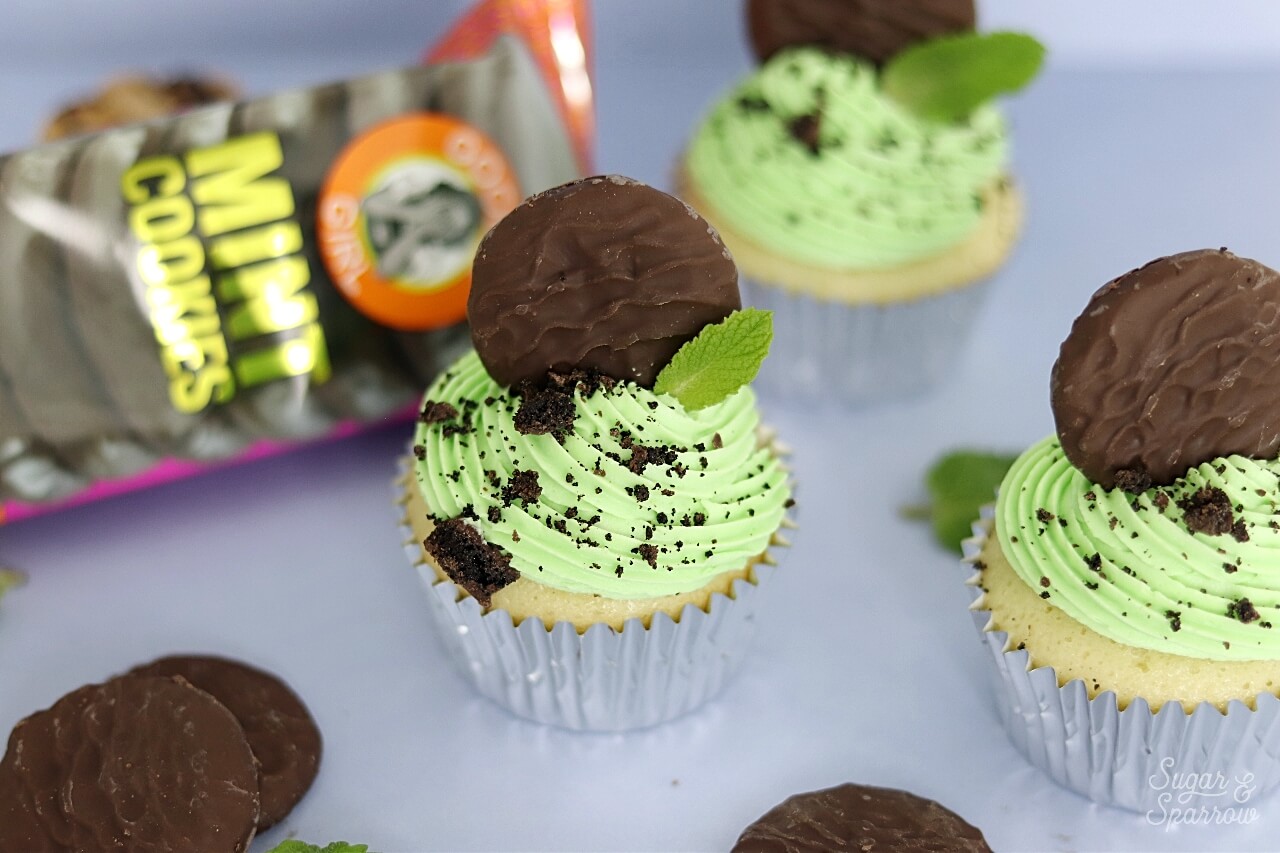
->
[1114,467,1152,494]
[501,469,542,506]
[1178,486,1235,536]
[424,518,519,607]
[419,401,459,424]
[514,387,575,438]
[1228,598,1261,624]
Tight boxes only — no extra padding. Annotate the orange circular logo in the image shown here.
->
[316,113,521,331]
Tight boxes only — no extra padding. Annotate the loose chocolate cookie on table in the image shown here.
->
[128,655,323,831]
[746,0,977,66]
[1051,248,1280,489]
[732,783,992,852]
[0,676,260,853]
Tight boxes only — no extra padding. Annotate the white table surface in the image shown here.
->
[3,5,1280,852]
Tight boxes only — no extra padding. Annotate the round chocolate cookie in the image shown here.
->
[732,783,991,852]
[128,655,322,830]
[746,0,976,66]
[1051,249,1280,489]
[469,175,740,388]
[0,676,260,852]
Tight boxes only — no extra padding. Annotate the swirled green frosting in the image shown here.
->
[997,435,1280,661]
[687,46,1008,269]
[412,351,789,599]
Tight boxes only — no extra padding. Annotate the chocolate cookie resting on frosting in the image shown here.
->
[746,0,977,66]
[1051,248,1280,489]
[468,175,740,388]
[733,783,992,853]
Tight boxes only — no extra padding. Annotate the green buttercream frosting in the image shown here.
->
[997,435,1280,662]
[687,46,1007,269]
[412,351,789,600]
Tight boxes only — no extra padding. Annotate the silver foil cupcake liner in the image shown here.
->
[964,508,1280,813]
[740,276,990,406]
[394,460,787,732]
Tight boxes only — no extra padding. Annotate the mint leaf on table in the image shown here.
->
[905,450,1017,553]
[882,32,1046,123]
[0,567,25,603]
[654,308,773,410]
[266,842,370,853]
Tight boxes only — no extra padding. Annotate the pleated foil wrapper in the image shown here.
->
[963,508,1280,813]
[740,276,990,406]
[394,460,788,732]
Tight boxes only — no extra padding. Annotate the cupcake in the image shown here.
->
[397,175,793,731]
[679,0,1043,403]
[969,249,1280,811]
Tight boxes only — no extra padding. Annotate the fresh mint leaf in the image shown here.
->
[906,450,1017,553]
[266,842,370,853]
[882,32,1045,123]
[654,308,772,410]
[0,568,25,602]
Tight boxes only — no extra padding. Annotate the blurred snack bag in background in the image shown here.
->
[0,0,592,522]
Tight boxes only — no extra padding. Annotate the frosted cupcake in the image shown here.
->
[969,249,1280,811]
[679,0,1042,403]
[397,176,792,730]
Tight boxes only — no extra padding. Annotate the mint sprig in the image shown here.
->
[0,568,25,603]
[654,308,773,410]
[266,842,370,853]
[903,450,1017,553]
[882,32,1045,123]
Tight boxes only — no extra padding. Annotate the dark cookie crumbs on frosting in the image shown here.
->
[1036,508,1054,523]
[424,518,520,607]
[419,401,459,424]
[501,470,542,507]
[545,367,617,397]
[1114,467,1152,494]
[1165,609,1182,632]
[514,387,576,439]
[633,543,659,569]
[1228,598,1261,624]
[788,111,822,154]
[1178,486,1235,536]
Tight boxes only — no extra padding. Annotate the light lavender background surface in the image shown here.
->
[2,2,1280,852]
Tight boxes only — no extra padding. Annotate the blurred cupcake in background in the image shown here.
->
[42,74,239,141]
[679,0,1043,404]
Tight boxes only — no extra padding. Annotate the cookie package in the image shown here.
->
[0,0,593,523]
